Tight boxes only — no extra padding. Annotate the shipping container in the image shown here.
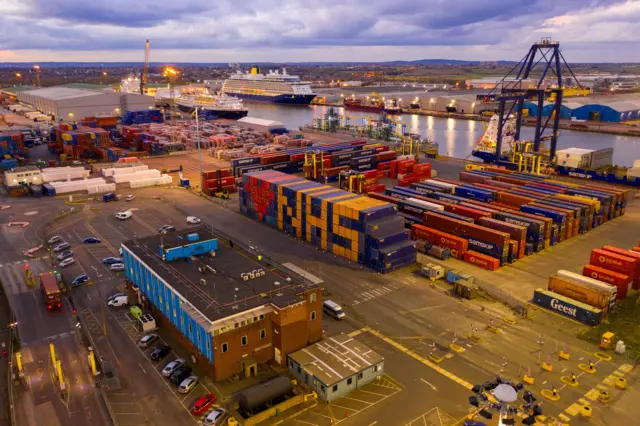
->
[581,265,629,300]
[454,186,494,202]
[520,205,567,242]
[493,211,544,252]
[432,230,468,259]
[463,250,500,271]
[497,192,534,207]
[590,249,637,283]
[445,204,492,221]
[477,217,526,259]
[548,274,613,310]
[533,289,603,326]
[601,245,640,290]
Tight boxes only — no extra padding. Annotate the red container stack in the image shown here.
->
[463,251,500,271]
[590,248,637,283]
[583,264,630,300]
[601,245,640,290]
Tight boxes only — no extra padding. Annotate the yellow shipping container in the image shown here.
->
[321,238,327,250]
[277,220,283,231]
[548,179,580,188]
[556,194,600,211]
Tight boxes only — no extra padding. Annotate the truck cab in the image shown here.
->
[103,193,118,202]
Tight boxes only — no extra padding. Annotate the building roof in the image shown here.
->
[62,83,111,90]
[289,334,384,386]
[238,117,285,128]
[21,86,105,101]
[1,85,38,94]
[605,100,640,112]
[7,165,40,173]
[123,225,318,325]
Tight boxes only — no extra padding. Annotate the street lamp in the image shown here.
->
[194,106,203,190]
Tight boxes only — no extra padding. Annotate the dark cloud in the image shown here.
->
[0,0,636,58]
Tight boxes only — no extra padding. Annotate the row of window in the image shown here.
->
[220,329,267,353]
[213,314,266,336]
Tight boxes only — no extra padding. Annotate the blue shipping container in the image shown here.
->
[533,289,602,326]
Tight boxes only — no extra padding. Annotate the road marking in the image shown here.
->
[363,327,473,390]
[294,420,318,426]
[357,389,387,397]
[368,422,378,426]
[340,396,373,405]
[347,329,364,338]
[328,403,360,413]
[138,362,147,374]
[420,378,438,391]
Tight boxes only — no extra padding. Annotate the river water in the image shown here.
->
[246,103,640,167]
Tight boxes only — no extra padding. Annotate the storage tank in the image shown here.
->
[236,376,292,415]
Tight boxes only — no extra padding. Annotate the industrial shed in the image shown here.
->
[16,86,154,122]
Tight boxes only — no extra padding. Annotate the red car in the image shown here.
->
[191,394,216,415]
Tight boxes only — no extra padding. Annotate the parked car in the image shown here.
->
[102,257,123,265]
[150,344,171,361]
[162,359,186,377]
[108,292,126,301]
[158,225,176,234]
[137,334,158,349]
[110,263,125,271]
[126,195,136,201]
[115,211,132,220]
[53,242,70,253]
[203,408,227,425]
[57,250,73,261]
[103,193,118,202]
[107,294,128,307]
[191,394,216,415]
[83,237,101,244]
[169,365,192,385]
[59,258,75,268]
[186,216,201,224]
[48,235,63,245]
[178,375,199,394]
[71,274,89,287]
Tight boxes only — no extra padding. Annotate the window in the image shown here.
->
[221,343,228,353]
[332,385,338,393]
[241,320,246,326]
[253,316,258,322]
[310,293,317,303]
[241,335,248,346]
[289,360,294,369]
[373,365,379,373]
[197,332,201,343]
[310,311,316,321]
[234,323,239,329]
[188,323,192,333]
[260,329,266,339]
[297,365,301,374]
[358,373,363,380]
[259,314,265,320]
[206,339,210,350]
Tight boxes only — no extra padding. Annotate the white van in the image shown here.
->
[323,300,345,320]
[115,211,132,220]
[107,295,129,307]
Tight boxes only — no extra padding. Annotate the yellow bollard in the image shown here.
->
[559,350,571,360]
[523,375,535,385]
[449,343,465,353]
[50,343,56,367]
[580,405,592,418]
[541,362,553,372]
[598,390,611,403]
[616,377,627,390]
[15,352,23,373]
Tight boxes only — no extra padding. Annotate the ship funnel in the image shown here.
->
[251,67,260,75]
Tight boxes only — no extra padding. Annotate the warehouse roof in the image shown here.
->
[238,117,285,127]
[21,86,105,100]
[289,334,384,386]
[123,225,317,324]
[1,85,37,94]
[62,83,111,90]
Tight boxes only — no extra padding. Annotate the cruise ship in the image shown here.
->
[221,67,317,105]
[176,92,248,120]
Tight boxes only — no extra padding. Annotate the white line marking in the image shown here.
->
[420,378,438,391]
[138,362,147,374]
[328,403,360,413]
[357,389,388,397]
[340,396,373,405]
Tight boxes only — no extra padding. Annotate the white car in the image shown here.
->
[110,263,125,271]
[162,359,185,377]
[204,408,227,425]
[115,211,132,220]
[59,257,76,268]
[48,235,63,245]
[186,216,201,224]
[126,195,136,201]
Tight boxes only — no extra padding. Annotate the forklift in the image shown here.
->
[213,188,230,199]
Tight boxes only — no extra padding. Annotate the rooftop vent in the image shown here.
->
[274,281,280,286]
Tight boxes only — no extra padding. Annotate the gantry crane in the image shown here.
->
[479,38,582,165]
[141,40,150,95]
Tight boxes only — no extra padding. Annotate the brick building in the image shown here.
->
[122,225,322,381]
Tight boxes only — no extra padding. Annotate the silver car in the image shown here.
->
[48,235,63,245]
[53,242,71,253]
[137,334,158,349]
[204,408,227,425]
[59,257,75,268]
[178,375,198,394]
[110,263,125,271]
[162,359,185,377]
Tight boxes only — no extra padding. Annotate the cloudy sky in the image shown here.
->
[0,0,638,62]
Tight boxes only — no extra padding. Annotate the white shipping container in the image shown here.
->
[634,160,640,168]
[423,179,457,190]
[556,270,617,300]
[627,168,640,178]
[407,197,445,212]
[87,183,116,194]
[112,169,161,183]
[112,165,149,175]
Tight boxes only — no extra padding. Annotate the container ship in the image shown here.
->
[176,93,248,120]
[471,113,516,163]
[221,67,317,105]
[343,93,402,114]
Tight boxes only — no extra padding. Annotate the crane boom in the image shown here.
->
[141,39,150,95]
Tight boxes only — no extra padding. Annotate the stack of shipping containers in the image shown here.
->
[239,170,415,273]
[364,166,629,273]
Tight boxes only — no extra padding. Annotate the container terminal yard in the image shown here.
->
[1,43,640,426]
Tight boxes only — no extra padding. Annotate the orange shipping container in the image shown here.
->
[463,250,500,271]
[548,275,611,311]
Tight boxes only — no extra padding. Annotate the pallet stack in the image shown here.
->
[239,170,415,273]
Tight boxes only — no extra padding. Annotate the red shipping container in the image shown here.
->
[464,250,500,271]
[459,172,489,184]
[508,240,519,262]
[445,204,492,221]
[476,217,526,259]
[583,264,630,300]
[290,153,305,162]
[473,182,509,192]
[364,183,385,194]
[349,140,367,146]
[377,162,391,171]
[375,151,397,162]
[634,247,640,253]
[485,166,511,174]
[601,246,640,290]
[368,193,400,204]
[398,176,417,187]
[433,230,468,259]
[411,224,437,243]
[590,249,637,282]
[220,176,235,186]
[496,175,531,186]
